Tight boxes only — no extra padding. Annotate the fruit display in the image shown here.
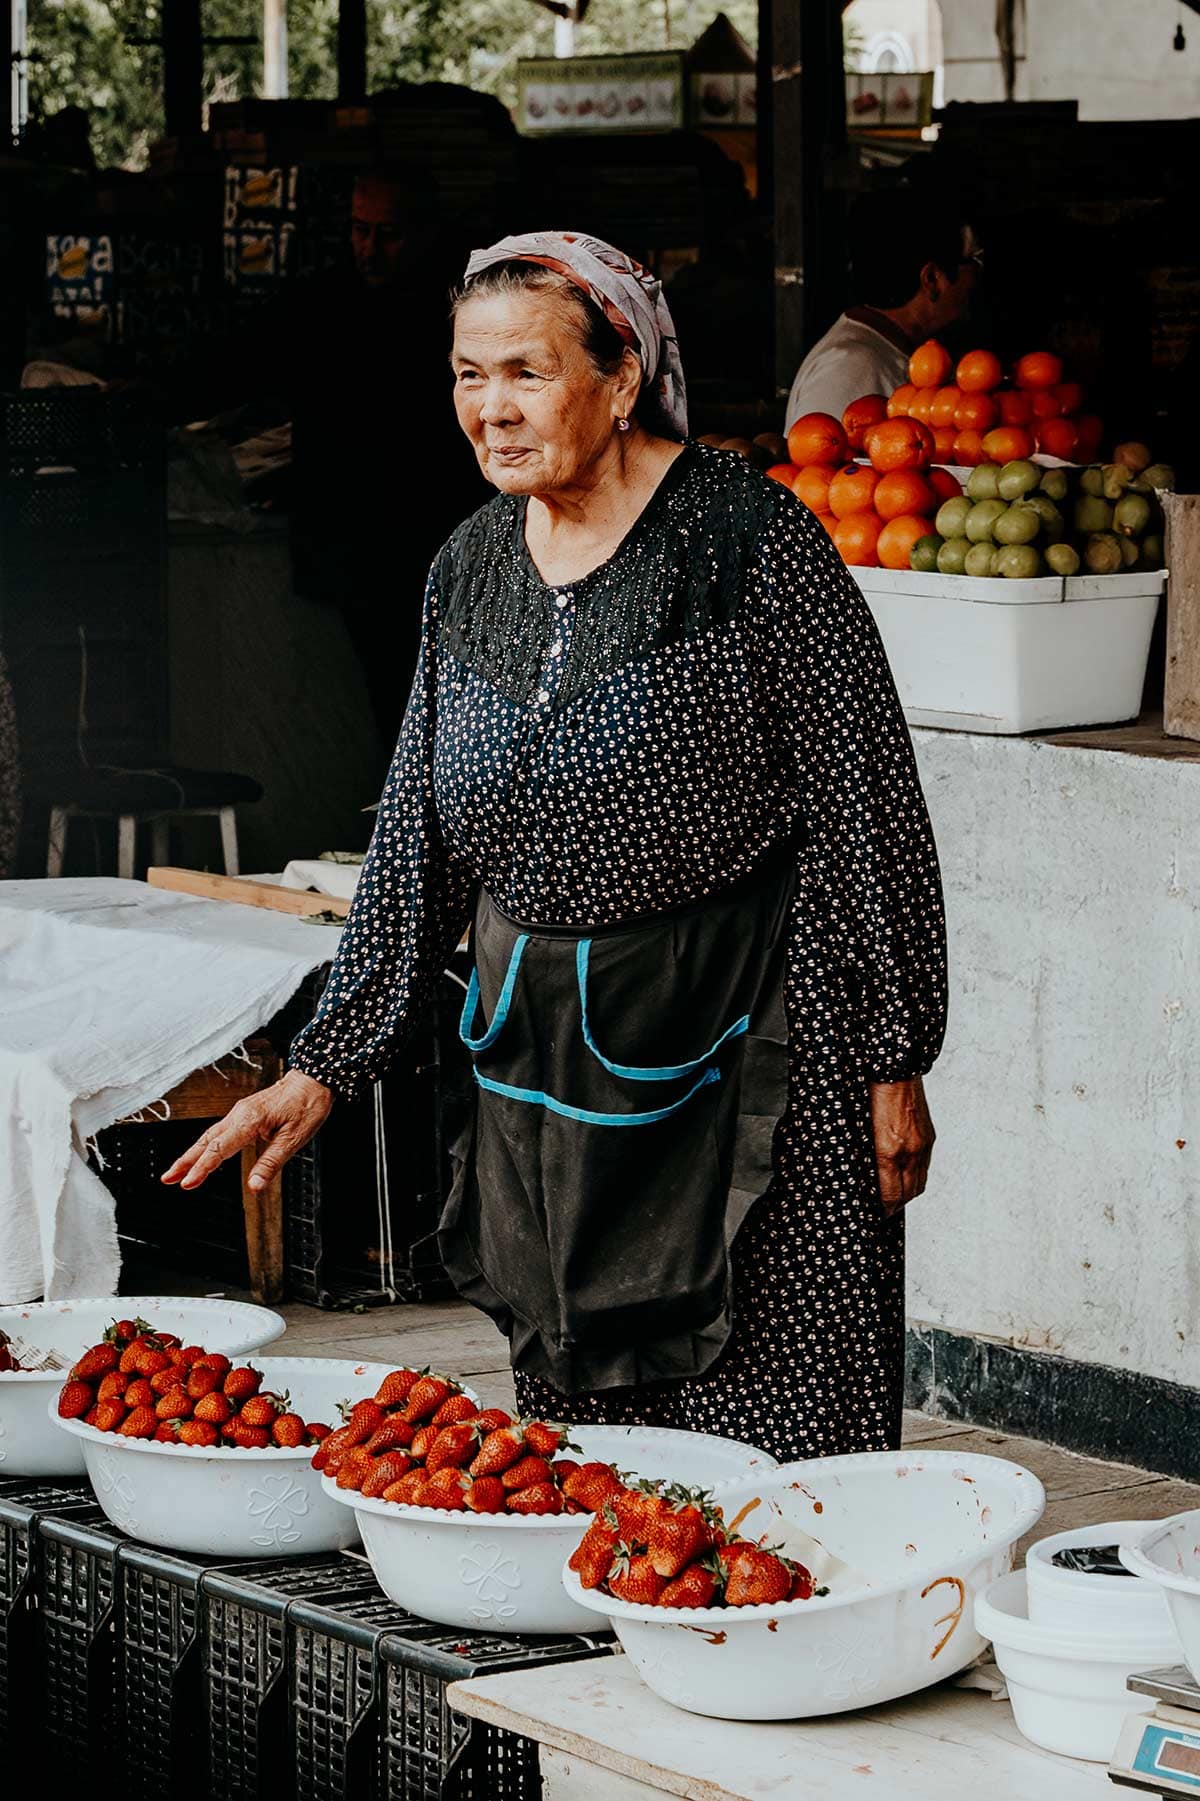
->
[54,1317,329,1449]
[315,1363,617,1517]
[0,1328,28,1371]
[883,337,1104,467]
[567,1475,826,1610]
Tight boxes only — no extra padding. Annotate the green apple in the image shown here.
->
[935,496,971,539]
[910,533,943,572]
[936,536,971,575]
[1084,531,1123,574]
[1039,468,1069,501]
[1074,495,1114,534]
[1045,542,1081,575]
[964,542,999,577]
[966,463,1001,501]
[965,499,1008,542]
[994,504,1041,545]
[995,543,1043,579]
[997,459,1040,500]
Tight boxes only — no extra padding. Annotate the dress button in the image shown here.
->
[536,690,550,705]
[555,595,568,609]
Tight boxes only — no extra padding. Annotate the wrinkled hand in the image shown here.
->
[161,1070,333,1194]
[869,1076,935,1216]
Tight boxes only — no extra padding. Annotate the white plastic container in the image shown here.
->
[1,1296,285,1479]
[976,1568,1176,1761]
[855,566,1165,735]
[1026,1520,1177,1639]
[561,1448,1045,1720]
[1120,1511,1200,1685]
[52,1357,401,1555]
[327,1424,775,1634]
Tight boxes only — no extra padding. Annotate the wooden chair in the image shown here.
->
[120,1037,285,1303]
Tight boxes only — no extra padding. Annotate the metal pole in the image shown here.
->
[10,0,26,140]
[163,0,204,138]
[263,0,288,98]
[338,0,367,101]
[554,12,575,58]
[772,0,847,397]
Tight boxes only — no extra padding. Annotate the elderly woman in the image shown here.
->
[166,232,946,1462]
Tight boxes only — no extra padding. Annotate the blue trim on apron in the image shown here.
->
[459,933,529,1052]
[474,1063,722,1126]
[576,938,750,1082]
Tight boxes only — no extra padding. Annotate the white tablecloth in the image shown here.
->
[0,878,333,1302]
[278,859,362,901]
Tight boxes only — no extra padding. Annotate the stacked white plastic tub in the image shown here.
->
[855,567,1166,734]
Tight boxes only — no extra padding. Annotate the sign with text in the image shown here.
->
[517,53,685,135]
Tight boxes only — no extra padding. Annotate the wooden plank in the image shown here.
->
[1039,708,1200,761]
[1019,1475,1200,1564]
[901,1412,977,1444]
[909,1426,1164,1502]
[1165,492,1200,742]
[146,865,350,918]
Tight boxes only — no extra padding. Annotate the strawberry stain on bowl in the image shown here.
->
[688,1626,727,1646]
[767,1619,779,1632]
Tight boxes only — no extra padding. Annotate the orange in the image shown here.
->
[908,338,952,390]
[887,382,918,419]
[928,466,963,502]
[953,428,986,466]
[787,411,847,467]
[908,390,935,424]
[954,391,998,433]
[929,386,962,428]
[842,394,888,451]
[792,463,835,512]
[1054,381,1085,415]
[827,461,880,520]
[877,513,936,570]
[813,510,837,540]
[981,424,1036,463]
[874,468,936,522]
[832,511,882,567]
[995,389,1034,427]
[864,417,935,473]
[956,348,1003,393]
[1014,350,1062,391]
[765,462,801,488]
[1035,416,1079,460]
[1074,414,1104,459]
[1031,389,1063,419]
[932,425,958,458]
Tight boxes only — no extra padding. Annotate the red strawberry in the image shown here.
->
[221,1420,238,1441]
[70,1343,119,1382]
[178,1420,220,1448]
[96,1371,128,1402]
[156,1333,182,1349]
[154,1423,179,1443]
[364,1417,415,1456]
[787,1563,815,1601]
[83,1406,99,1425]
[373,1368,422,1408]
[124,1344,172,1378]
[424,1468,470,1512]
[402,1375,453,1424]
[228,1420,271,1451]
[465,1477,506,1514]
[239,1393,283,1429]
[118,1405,158,1439]
[501,1455,553,1493]
[57,1380,95,1420]
[272,1412,307,1448]
[194,1391,233,1426]
[312,1424,354,1474]
[155,1389,193,1422]
[124,1377,155,1410]
[306,1421,331,1443]
[223,1366,262,1404]
[551,1458,580,1484]
[425,1424,480,1474]
[723,1547,792,1608]
[608,1547,666,1605]
[506,1482,563,1516]
[174,1344,205,1368]
[471,1408,514,1433]
[562,1463,627,1514]
[334,1448,373,1490]
[522,1420,570,1459]
[610,1485,669,1539]
[94,1398,128,1432]
[383,1469,431,1506]
[361,1452,414,1498]
[107,1317,140,1344]
[431,1392,479,1429]
[569,1519,620,1589]
[469,1426,525,1478]
[186,1366,222,1400]
[340,1399,385,1445]
[193,1352,231,1375]
[409,1423,440,1462]
[151,1365,183,1396]
[659,1564,718,1609]
[647,1503,715,1579]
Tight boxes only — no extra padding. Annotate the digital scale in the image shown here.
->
[1110,1669,1200,1795]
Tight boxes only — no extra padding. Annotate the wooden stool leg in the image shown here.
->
[240,1144,284,1304]
[150,816,170,867]
[47,805,69,877]
[117,814,137,880]
[219,806,240,876]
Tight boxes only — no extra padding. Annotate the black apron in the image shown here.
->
[436,855,794,1394]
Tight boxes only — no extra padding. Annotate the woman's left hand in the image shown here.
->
[869,1077,936,1215]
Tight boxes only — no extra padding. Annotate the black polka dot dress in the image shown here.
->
[290,444,948,1463]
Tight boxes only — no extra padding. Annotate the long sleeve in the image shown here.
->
[745,499,948,1082]
[288,579,476,1097]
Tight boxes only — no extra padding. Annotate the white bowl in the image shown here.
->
[1027,1520,1177,1638]
[1,1296,285,1479]
[977,1568,1175,1761]
[51,1356,402,1555]
[326,1423,776,1634]
[1120,1511,1200,1685]
[561,1448,1046,1719]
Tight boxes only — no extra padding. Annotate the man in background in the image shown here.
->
[786,186,983,428]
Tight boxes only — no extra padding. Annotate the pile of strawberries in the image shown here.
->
[0,1330,27,1372]
[569,1478,823,1610]
[55,1318,329,1450]
[315,1365,629,1518]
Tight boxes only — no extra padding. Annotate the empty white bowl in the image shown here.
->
[51,1356,399,1555]
[327,1423,776,1633]
[1120,1512,1200,1685]
[561,1448,1046,1719]
[1027,1520,1177,1638]
[977,1568,1175,1760]
[1,1296,285,1479]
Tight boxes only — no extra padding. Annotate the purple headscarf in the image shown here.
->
[463,230,688,440]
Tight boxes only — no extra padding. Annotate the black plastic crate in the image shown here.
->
[38,1511,128,1782]
[0,1479,98,1750]
[289,1575,413,1801]
[118,1541,225,1801]
[202,1553,383,1801]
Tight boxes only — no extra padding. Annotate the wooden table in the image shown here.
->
[449,1654,1115,1800]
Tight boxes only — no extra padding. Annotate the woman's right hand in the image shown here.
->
[161,1069,333,1194]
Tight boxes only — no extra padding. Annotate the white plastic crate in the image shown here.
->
[855,567,1166,735]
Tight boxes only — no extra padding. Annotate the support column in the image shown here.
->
[263,0,288,98]
[162,0,204,138]
[337,0,367,101]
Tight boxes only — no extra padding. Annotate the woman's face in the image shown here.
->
[451,288,636,494]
